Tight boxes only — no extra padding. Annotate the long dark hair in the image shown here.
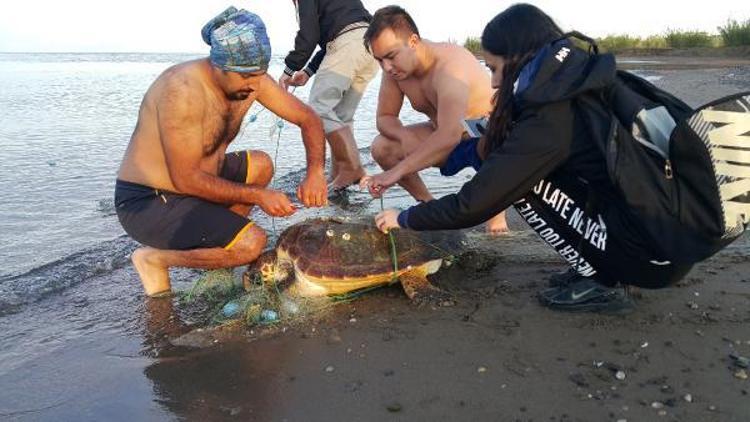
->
[481,4,564,155]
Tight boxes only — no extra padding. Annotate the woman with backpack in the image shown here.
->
[366,3,750,312]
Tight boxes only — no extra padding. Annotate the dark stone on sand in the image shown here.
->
[660,385,674,394]
[569,372,589,387]
[730,353,750,368]
[326,330,342,344]
[386,402,402,412]
[345,380,363,392]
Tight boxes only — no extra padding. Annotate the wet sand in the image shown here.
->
[1,59,749,421]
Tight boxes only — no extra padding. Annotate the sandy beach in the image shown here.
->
[1,57,749,422]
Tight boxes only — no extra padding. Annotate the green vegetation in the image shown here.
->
[596,30,716,52]
[596,34,654,52]
[464,18,750,55]
[463,36,482,55]
[719,18,750,46]
[664,30,714,48]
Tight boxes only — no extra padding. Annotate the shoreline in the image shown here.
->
[1,57,749,421]
[617,54,750,70]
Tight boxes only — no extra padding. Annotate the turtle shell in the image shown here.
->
[276,218,455,279]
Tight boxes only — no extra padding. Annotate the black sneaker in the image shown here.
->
[538,277,633,313]
[547,268,582,287]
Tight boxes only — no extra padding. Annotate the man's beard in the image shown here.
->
[228,91,251,101]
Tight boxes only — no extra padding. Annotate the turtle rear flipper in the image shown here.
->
[400,268,454,307]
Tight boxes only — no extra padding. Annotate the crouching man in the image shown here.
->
[115,7,327,296]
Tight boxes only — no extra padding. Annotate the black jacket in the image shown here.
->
[400,40,619,230]
[284,0,371,76]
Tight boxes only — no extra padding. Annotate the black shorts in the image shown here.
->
[115,151,255,250]
[513,171,693,289]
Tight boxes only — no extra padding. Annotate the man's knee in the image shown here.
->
[249,151,274,187]
[371,134,400,163]
[228,225,267,263]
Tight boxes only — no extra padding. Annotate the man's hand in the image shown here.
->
[375,208,402,233]
[289,71,310,87]
[257,189,296,217]
[279,73,292,91]
[279,72,309,91]
[359,169,403,198]
[297,171,327,207]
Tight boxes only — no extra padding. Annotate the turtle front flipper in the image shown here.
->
[399,268,454,307]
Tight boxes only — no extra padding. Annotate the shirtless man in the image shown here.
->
[115,8,327,296]
[360,6,507,234]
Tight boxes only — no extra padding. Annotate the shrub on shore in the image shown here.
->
[640,35,669,49]
[596,34,668,52]
[464,20,749,55]
[719,19,750,46]
[597,34,641,52]
[464,36,482,55]
[664,30,714,48]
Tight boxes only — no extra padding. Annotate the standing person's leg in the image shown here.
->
[326,127,363,188]
[327,43,381,190]
[309,28,377,190]
[310,70,359,188]
[119,150,274,296]
[370,122,437,202]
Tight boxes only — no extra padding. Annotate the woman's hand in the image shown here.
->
[375,208,402,233]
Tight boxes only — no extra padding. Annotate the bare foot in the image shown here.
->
[486,212,509,236]
[131,247,171,296]
[330,167,366,191]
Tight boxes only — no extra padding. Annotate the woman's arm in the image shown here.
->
[399,101,575,231]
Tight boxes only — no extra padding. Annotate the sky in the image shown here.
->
[0,0,747,53]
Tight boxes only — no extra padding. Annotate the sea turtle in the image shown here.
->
[243,217,463,305]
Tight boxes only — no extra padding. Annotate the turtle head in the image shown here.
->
[243,250,296,291]
[243,250,278,290]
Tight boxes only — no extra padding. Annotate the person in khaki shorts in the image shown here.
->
[279,0,379,193]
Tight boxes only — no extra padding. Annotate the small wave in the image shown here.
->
[97,198,117,216]
[0,236,137,317]
[628,69,664,82]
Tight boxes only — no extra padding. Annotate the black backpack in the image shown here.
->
[602,60,750,263]
[564,32,750,263]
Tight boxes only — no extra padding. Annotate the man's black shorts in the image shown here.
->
[115,150,255,250]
